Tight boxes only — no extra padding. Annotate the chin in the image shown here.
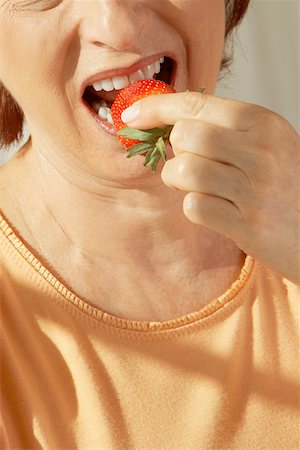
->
[76,133,173,185]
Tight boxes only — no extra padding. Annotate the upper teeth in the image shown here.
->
[92,57,164,92]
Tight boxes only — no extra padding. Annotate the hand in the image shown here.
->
[122,91,300,284]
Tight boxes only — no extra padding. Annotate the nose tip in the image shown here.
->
[81,1,148,51]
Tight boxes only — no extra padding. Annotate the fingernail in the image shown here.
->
[121,101,141,123]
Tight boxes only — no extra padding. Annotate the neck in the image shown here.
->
[5,140,245,321]
[23,141,241,268]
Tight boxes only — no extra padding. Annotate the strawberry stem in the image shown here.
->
[119,124,173,172]
[117,87,205,172]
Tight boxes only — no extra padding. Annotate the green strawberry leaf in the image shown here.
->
[156,137,167,162]
[117,127,155,141]
[126,142,154,158]
[143,147,156,167]
[142,147,161,172]
[196,87,205,93]
[117,126,172,142]
[149,152,161,172]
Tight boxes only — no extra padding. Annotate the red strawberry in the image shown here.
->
[111,81,205,172]
[111,79,176,173]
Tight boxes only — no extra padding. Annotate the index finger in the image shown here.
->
[120,91,257,131]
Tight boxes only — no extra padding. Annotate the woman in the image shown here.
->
[0,0,299,448]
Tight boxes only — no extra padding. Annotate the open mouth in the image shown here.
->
[82,56,175,125]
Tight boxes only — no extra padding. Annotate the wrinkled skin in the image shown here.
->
[0,0,224,181]
[123,91,300,283]
[0,0,299,322]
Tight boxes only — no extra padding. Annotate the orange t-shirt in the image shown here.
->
[0,211,299,449]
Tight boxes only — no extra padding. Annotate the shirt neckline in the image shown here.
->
[0,209,255,334]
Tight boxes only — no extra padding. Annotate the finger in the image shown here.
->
[121,91,257,130]
[183,191,244,242]
[169,119,259,175]
[161,152,253,205]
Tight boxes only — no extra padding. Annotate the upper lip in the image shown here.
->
[80,52,177,97]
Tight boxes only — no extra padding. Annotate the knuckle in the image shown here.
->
[183,192,203,222]
[161,158,174,184]
[255,109,286,137]
[175,153,198,186]
[261,110,284,129]
[169,119,187,147]
[249,108,288,152]
[176,153,192,177]
[180,92,206,117]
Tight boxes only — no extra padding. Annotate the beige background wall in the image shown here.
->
[216,0,299,131]
[0,0,299,166]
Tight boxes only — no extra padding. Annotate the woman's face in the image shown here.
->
[0,0,225,182]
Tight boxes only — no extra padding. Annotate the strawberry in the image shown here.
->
[111,79,175,172]
[111,80,205,173]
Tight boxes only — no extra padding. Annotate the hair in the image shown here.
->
[0,0,250,149]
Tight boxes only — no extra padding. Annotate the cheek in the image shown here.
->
[0,16,18,81]
[0,20,71,149]
[0,22,46,109]
[0,18,74,134]
[185,0,225,90]
[0,13,65,104]
[190,0,225,44]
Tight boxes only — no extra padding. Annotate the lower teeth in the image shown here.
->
[94,99,113,124]
[105,111,113,124]
[98,106,113,123]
